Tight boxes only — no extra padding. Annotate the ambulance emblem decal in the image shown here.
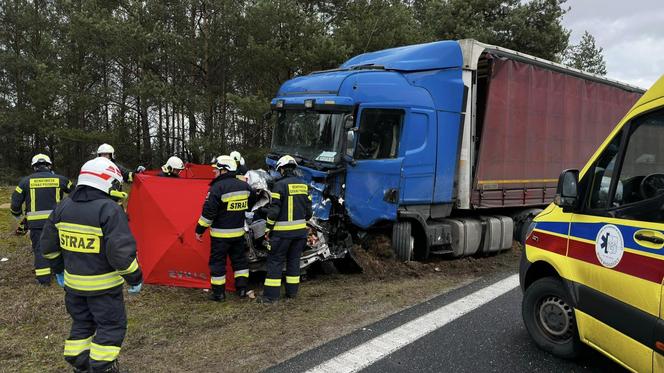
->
[595,224,624,268]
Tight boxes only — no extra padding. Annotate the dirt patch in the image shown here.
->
[0,202,10,209]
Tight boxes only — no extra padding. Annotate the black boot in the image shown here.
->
[208,291,225,302]
[237,287,247,298]
[96,360,123,373]
[256,295,278,304]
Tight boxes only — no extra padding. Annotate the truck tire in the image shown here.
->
[392,221,414,261]
[522,277,584,359]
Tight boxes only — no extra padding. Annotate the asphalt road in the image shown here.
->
[267,273,625,373]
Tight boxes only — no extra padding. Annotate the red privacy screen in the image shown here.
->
[127,164,235,290]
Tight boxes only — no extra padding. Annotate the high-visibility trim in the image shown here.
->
[55,187,61,203]
[308,195,312,201]
[30,188,36,212]
[67,180,73,190]
[64,271,124,292]
[234,269,249,278]
[221,190,250,202]
[35,267,51,276]
[64,336,93,357]
[43,251,61,259]
[197,216,212,227]
[127,173,133,182]
[267,218,275,225]
[211,276,226,285]
[30,177,60,188]
[288,196,293,221]
[271,192,281,199]
[288,184,308,195]
[15,186,23,194]
[26,210,52,221]
[90,343,121,362]
[210,227,245,238]
[55,222,103,236]
[117,258,139,275]
[273,219,307,231]
[286,276,300,284]
[265,278,282,287]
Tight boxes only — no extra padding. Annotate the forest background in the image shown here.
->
[0,0,607,180]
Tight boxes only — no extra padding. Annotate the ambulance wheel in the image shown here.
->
[522,277,583,359]
[392,221,414,261]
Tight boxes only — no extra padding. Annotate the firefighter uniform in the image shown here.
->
[41,185,142,372]
[10,167,72,284]
[196,172,254,299]
[262,173,312,301]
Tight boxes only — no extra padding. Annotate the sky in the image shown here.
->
[561,0,664,89]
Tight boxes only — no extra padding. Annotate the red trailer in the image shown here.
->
[469,55,643,208]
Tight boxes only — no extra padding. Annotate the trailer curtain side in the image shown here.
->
[472,55,642,208]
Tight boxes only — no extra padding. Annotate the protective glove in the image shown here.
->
[55,272,65,287]
[127,282,142,294]
[136,165,146,173]
[15,218,28,236]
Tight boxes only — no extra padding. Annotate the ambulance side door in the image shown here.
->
[568,108,664,372]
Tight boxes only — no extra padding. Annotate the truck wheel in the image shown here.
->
[392,221,414,261]
[522,277,583,359]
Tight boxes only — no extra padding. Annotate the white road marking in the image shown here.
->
[306,274,519,373]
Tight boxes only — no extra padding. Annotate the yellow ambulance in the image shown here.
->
[520,74,664,373]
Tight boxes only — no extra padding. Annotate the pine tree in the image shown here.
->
[564,31,607,76]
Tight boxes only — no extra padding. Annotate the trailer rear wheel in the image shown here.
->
[392,221,414,261]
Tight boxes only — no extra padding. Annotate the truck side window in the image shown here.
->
[609,110,664,221]
[588,134,622,209]
[355,109,403,160]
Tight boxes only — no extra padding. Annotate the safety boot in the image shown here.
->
[95,360,124,373]
[237,287,247,298]
[208,291,225,302]
[256,295,278,304]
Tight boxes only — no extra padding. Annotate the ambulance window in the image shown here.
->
[589,134,622,209]
[355,109,403,160]
[611,110,664,220]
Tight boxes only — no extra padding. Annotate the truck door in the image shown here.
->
[568,107,664,372]
[344,107,404,229]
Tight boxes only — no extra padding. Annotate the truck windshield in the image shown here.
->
[272,110,345,163]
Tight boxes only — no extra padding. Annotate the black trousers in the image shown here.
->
[29,228,51,284]
[209,237,249,293]
[263,236,306,300]
[64,289,127,372]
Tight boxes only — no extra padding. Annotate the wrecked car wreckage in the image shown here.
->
[243,169,352,272]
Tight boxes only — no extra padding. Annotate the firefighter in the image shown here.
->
[158,156,185,177]
[230,150,248,176]
[40,157,142,373]
[195,155,254,301]
[96,143,145,182]
[259,155,312,303]
[10,153,72,285]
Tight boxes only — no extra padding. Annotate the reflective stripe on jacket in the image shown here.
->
[195,173,255,238]
[11,170,72,229]
[264,174,312,238]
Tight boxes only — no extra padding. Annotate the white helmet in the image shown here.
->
[213,155,237,172]
[275,155,297,170]
[97,143,115,157]
[164,156,185,171]
[78,157,124,195]
[230,151,245,166]
[31,153,52,167]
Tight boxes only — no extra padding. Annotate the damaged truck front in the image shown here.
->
[264,39,644,264]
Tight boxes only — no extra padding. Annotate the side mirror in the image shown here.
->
[343,114,355,130]
[554,169,580,211]
[345,130,357,166]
